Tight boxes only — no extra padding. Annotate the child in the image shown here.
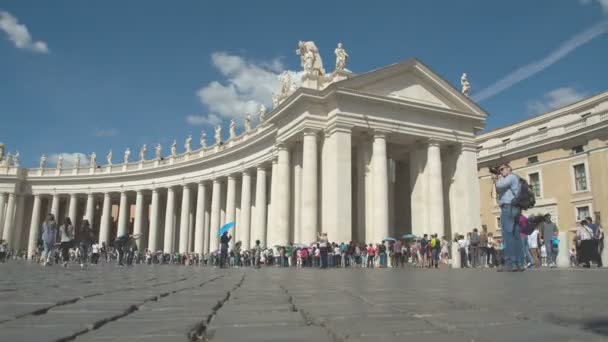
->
[569,248,577,267]
[551,234,559,268]
[540,244,547,267]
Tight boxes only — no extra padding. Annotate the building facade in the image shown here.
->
[0,56,487,257]
[477,92,608,235]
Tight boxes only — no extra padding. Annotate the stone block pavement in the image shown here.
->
[1,262,607,341]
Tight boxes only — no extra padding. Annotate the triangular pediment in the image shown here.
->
[336,59,488,118]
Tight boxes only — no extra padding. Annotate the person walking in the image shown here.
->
[585,217,603,267]
[40,214,58,266]
[540,214,558,267]
[318,233,329,269]
[219,232,231,268]
[59,217,75,267]
[78,219,94,268]
[528,226,540,268]
[493,162,524,272]
[576,220,596,268]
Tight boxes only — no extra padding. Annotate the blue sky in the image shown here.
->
[1,1,607,167]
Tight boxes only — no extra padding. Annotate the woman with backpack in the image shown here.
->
[59,217,75,267]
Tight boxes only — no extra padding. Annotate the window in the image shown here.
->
[571,145,584,154]
[577,206,590,221]
[573,163,588,191]
[529,172,541,198]
[527,156,539,164]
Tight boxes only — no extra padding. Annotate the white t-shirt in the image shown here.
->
[528,230,539,248]
[92,244,99,254]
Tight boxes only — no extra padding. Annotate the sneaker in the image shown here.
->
[550,263,557,268]
[526,262,532,268]
[80,263,84,268]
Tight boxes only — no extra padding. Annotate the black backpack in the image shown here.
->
[513,177,536,210]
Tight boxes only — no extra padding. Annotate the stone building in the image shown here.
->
[0,52,486,257]
[477,92,608,234]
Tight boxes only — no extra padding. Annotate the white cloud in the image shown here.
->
[48,153,90,168]
[0,11,49,53]
[189,52,302,126]
[95,128,118,137]
[580,0,608,14]
[527,87,588,114]
[473,20,608,102]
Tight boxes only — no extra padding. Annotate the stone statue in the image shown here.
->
[139,144,147,161]
[155,143,162,160]
[274,72,295,106]
[171,140,177,156]
[12,151,19,167]
[258,104,267,122]
[214,125,222,145]
[200,131,207,149]
[40,154,47,169]
[185,135,192,153]
[334,42,349,72]
[245,113,252,132]
[57,154,64,169]
[124,148,130,164]
[296,40,325,76]
[272,95,279,108]
[90,152,96,168]
[0,144,4,160]
[106,150,113,165]
[75,154,81,169]
[461,73,471,97]
[229,119,236,139]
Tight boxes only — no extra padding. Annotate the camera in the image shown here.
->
[489,165,501,175]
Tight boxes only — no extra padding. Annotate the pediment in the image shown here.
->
[336,59,488,118]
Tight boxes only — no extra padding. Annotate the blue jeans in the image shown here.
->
[522,237,533,264]
[500,204,523,268]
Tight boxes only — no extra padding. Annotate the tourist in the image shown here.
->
[576,220,596,268]
[59,217,75,267]
[219,232,231,268]
[91,242,100,264]
[457,235,467,268]
[431,234,441,268]
[366,243,375,268]
[317,233,329,268]
[540,214,558,267]
[521,216,534,268]
[40,213,58,266]
[493,162,524,272]
[78,219,94,267]
[479,228,488,267]
[0,239,7,263]
[114,233,130,266]
[585,217,603,267]
[470,228,480,267]
[528,226,540,268]
[540,244,547,266]
[487,232,495,266]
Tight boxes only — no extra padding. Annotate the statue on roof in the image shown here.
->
[171,140,177,156]
[229,119,236,139]
[39,154,47,169]
[296,41,325,76]
[74,154,81,169]
[258,104,267,122]
[461,73,471,97]
[89,152,96,168]
[185,135,192,153]
[200,131,207,149]
[106,150,113,165]
[245,113,252,132]
[57,154,64,169]
[334,42,348,72]
[215,125,222,145]
[124,148,130,164]
[139,144,147,161]
[12,151,19,167]
[155,143,162,160]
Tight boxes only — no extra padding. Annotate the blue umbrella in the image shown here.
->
[402,234,417,239]
[218,221,235,236]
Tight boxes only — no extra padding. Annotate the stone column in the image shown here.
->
[292,147,302,244]
[133,190,145,250]
[225,175,237,249]
[427,140,445,237]
[117,191,129,237]
[148,189,160,251]
[240,171,252,250]
[50,194,60,222]
[163,187,175,253]
[99,193,112,244]
[556,231,570,268]
[85,193,95,226]
[276,144,291,246]
[179,184,191,253]
[322,127,352,243]
[301,131,318,244]
[253,166,267,247]
[2,193,16,247]
[27,194,43,258]
[268,159,279,245]
[410,145,428,237]
[12,194,26,250]
[194,182,207,254]
[68,194,78,224]
[372,131,389,243]
[449,143,481,235]
[0,193,7,239]
[209,180,221,252]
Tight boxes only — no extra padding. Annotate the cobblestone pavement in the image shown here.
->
[1,262,607,341]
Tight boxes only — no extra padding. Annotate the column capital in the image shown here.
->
[325,121,353,135]
[427,138,445,147]
[242,169,251,177]
[302,128,320,137]
[136,189,144,195]
[460,142,478,152]
[373,129,391,139]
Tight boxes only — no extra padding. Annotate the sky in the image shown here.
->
[1,0,607,167]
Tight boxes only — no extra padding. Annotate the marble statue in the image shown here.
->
[245,113,251,132]
[57,154,64,169]
[185,135,192,153]
[40,154,47,169]
[272,95,279,108]
[124,148,131,164]
[215,125,222,145]
[106,150,113,165]
[155,143,162,160]
[90,152,96,168]
[0,144,4,160]
[296,41,325,76]
[171,140,177,156]
[258,104,267,122]
[334,42,349,72]
[461,73,471,97]
[229,119,236,139]
[140,144,147,161]
[274,72,295,106]
[75,154,81,168]
[12,151,19,167]
[200,131,207,149]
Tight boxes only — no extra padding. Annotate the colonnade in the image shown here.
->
[0,130,480,259]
